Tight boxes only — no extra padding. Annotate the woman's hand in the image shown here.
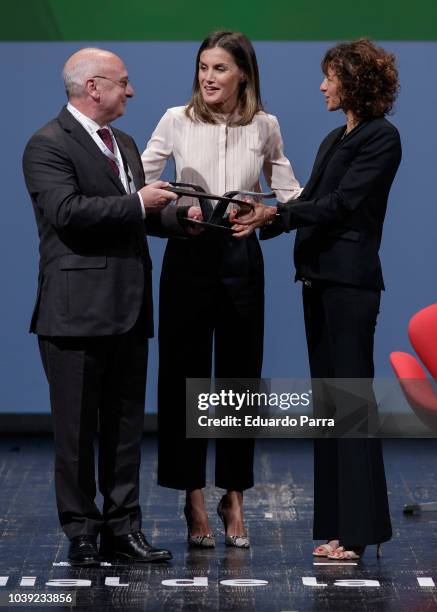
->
[185,206,204,235]
[232,202,278,238]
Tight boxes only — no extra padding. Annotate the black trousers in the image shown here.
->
[38,322,148,539]
[157,235,264,491]
[302,282,392,546]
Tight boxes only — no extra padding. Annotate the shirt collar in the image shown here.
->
[66,102,110,135]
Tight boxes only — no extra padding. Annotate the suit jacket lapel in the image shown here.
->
[113,129,144,191]
[302,120,372,199]
[301,126,344,198]
[57,106,125,194]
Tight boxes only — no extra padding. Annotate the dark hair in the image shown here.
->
[321,38,399,120]
[185,30,264,126]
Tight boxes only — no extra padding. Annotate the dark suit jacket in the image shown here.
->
[262,117,402,290]
[23,106,153,337]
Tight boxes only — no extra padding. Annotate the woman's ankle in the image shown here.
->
[223,490,243,509]
[186,488,206,512]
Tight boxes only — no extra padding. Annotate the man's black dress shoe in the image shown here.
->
[100,531,172,563]
[68,535,99,567]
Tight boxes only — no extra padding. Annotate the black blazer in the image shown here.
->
[23,106,153,337]
[262,117,402,290]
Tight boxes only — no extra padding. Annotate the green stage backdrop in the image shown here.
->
[2,0,437,41]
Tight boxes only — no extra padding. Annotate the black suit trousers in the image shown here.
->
[157,235,264,491]
[302,282,392,546]
[38,321,148,539]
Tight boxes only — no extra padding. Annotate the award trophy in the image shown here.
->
[165,182,276,231]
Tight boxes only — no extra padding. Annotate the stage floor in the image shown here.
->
[1,437,437,611]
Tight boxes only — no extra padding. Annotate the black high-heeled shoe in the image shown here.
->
[327,543,382,560]
[183,505,215,548]
[217,496,250,549]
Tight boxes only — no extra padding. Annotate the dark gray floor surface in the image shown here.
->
[1,437,437,611]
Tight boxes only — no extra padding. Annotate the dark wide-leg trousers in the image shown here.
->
[157,236,264,491]
[302,282,392,546]
[38,324,148,539]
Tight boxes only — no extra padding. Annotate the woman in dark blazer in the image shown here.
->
[233,38,401,560]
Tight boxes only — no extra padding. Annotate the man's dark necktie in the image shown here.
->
[97,128,119,176]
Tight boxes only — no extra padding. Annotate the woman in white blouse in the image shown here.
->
[142,30,301,548]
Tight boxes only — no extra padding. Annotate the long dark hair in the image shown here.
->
[185,30,264,126]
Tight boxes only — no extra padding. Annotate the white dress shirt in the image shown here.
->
[66,103,145,217]
[141,106,302,209]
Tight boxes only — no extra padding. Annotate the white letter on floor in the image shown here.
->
[46,579,91,587]
[220,579,268,587]
[302,577,327,587]
[162,578,208,587]
[334,580,380,588]
[105,577,129,587]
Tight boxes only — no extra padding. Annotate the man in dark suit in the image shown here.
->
[22,48,177,566]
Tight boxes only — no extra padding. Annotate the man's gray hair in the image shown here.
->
[62,47,109,99]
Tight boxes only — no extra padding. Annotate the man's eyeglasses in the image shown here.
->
[92,75,130,89]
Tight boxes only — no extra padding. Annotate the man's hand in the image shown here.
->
[185,206,204,236]
[231,202,278,239]
[138,181,178,213]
